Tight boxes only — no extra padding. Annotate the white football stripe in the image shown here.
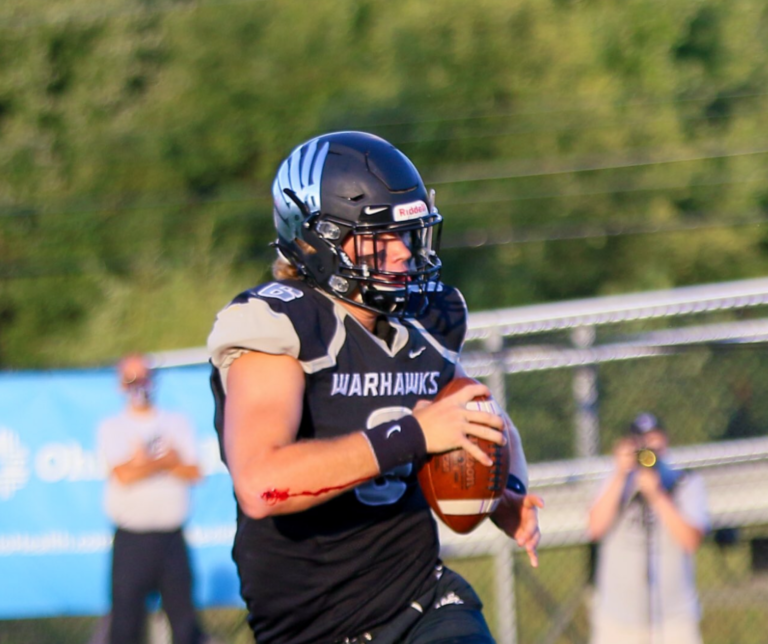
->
[437,498,501,516]
[465,399,501,415]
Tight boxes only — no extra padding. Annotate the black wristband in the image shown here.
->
[506,473,527,495]
[364,415,427,474]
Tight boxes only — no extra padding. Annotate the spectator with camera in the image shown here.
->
[588,412,710,644]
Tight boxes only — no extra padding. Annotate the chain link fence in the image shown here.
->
[5,279,768,643]
[454,277,768,644]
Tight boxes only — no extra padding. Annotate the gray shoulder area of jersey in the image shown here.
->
[207,286,459,393]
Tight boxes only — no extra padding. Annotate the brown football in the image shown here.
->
[417,377,511,534]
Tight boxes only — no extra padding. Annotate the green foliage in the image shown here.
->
[2,0,768,367]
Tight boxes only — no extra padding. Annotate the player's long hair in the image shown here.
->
[272,257,299,280]
[271,238,314,281]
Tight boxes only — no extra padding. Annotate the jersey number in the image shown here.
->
[355,406,413,507]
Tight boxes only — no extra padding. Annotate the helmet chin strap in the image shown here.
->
[361,282,407,315]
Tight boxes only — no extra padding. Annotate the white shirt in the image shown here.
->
[97,409,198,532]
[593,468,709,627]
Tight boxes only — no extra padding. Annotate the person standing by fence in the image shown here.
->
[97,354,206,644]
[588,412,709,644]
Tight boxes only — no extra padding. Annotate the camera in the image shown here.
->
[636,448,658,468]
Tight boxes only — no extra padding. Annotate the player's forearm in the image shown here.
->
[505,418,529,486]
[230,431,381,518]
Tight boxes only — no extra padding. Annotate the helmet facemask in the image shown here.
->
[336,215,442,317]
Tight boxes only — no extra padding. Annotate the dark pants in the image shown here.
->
[339,567,495,644]
[110,528,204,644]
[400,567,495,644]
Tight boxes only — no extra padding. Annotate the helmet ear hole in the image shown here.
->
[328,275,351,295]
[315,220,341,241]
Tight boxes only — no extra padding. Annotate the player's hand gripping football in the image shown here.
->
[413,382,506,467]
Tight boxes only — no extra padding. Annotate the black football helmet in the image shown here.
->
[271,131,443,317]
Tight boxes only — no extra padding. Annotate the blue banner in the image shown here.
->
[0,364,243,618]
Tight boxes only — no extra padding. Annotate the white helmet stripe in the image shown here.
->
[276,156,291,208]
[301,138,317,189]
[289,146,302,196]
[309,142,329,209]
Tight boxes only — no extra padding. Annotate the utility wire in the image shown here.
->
[426,144,768,186]
[441,212,768,249]
[4,208,767,281]
[3,142,768,221]
[5,98,763,170]
[389,105,768,146]
[441,172,768,207]
[0,175,755,224]
[2,90,761,156]
[356,90,768,129]
[0,172,758,224]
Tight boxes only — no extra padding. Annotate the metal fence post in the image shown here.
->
[571,326,599,458]
[483,329,507,410]
[494,538,516,644]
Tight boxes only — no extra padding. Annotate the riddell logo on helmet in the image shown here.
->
[393,200,428,222]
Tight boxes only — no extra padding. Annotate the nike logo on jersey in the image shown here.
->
[331,371,440,397]
[386,425,402,439]
[408,346,426,359]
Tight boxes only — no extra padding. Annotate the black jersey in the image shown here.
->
[208,279,468,644]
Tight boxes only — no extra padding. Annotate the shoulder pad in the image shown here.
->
[415,285,468,353]
[231,281,309,307]
[208,280,339,379]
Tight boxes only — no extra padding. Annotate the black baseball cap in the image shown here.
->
[629,412,665,435]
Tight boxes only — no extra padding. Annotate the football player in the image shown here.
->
[208,131,542,644]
